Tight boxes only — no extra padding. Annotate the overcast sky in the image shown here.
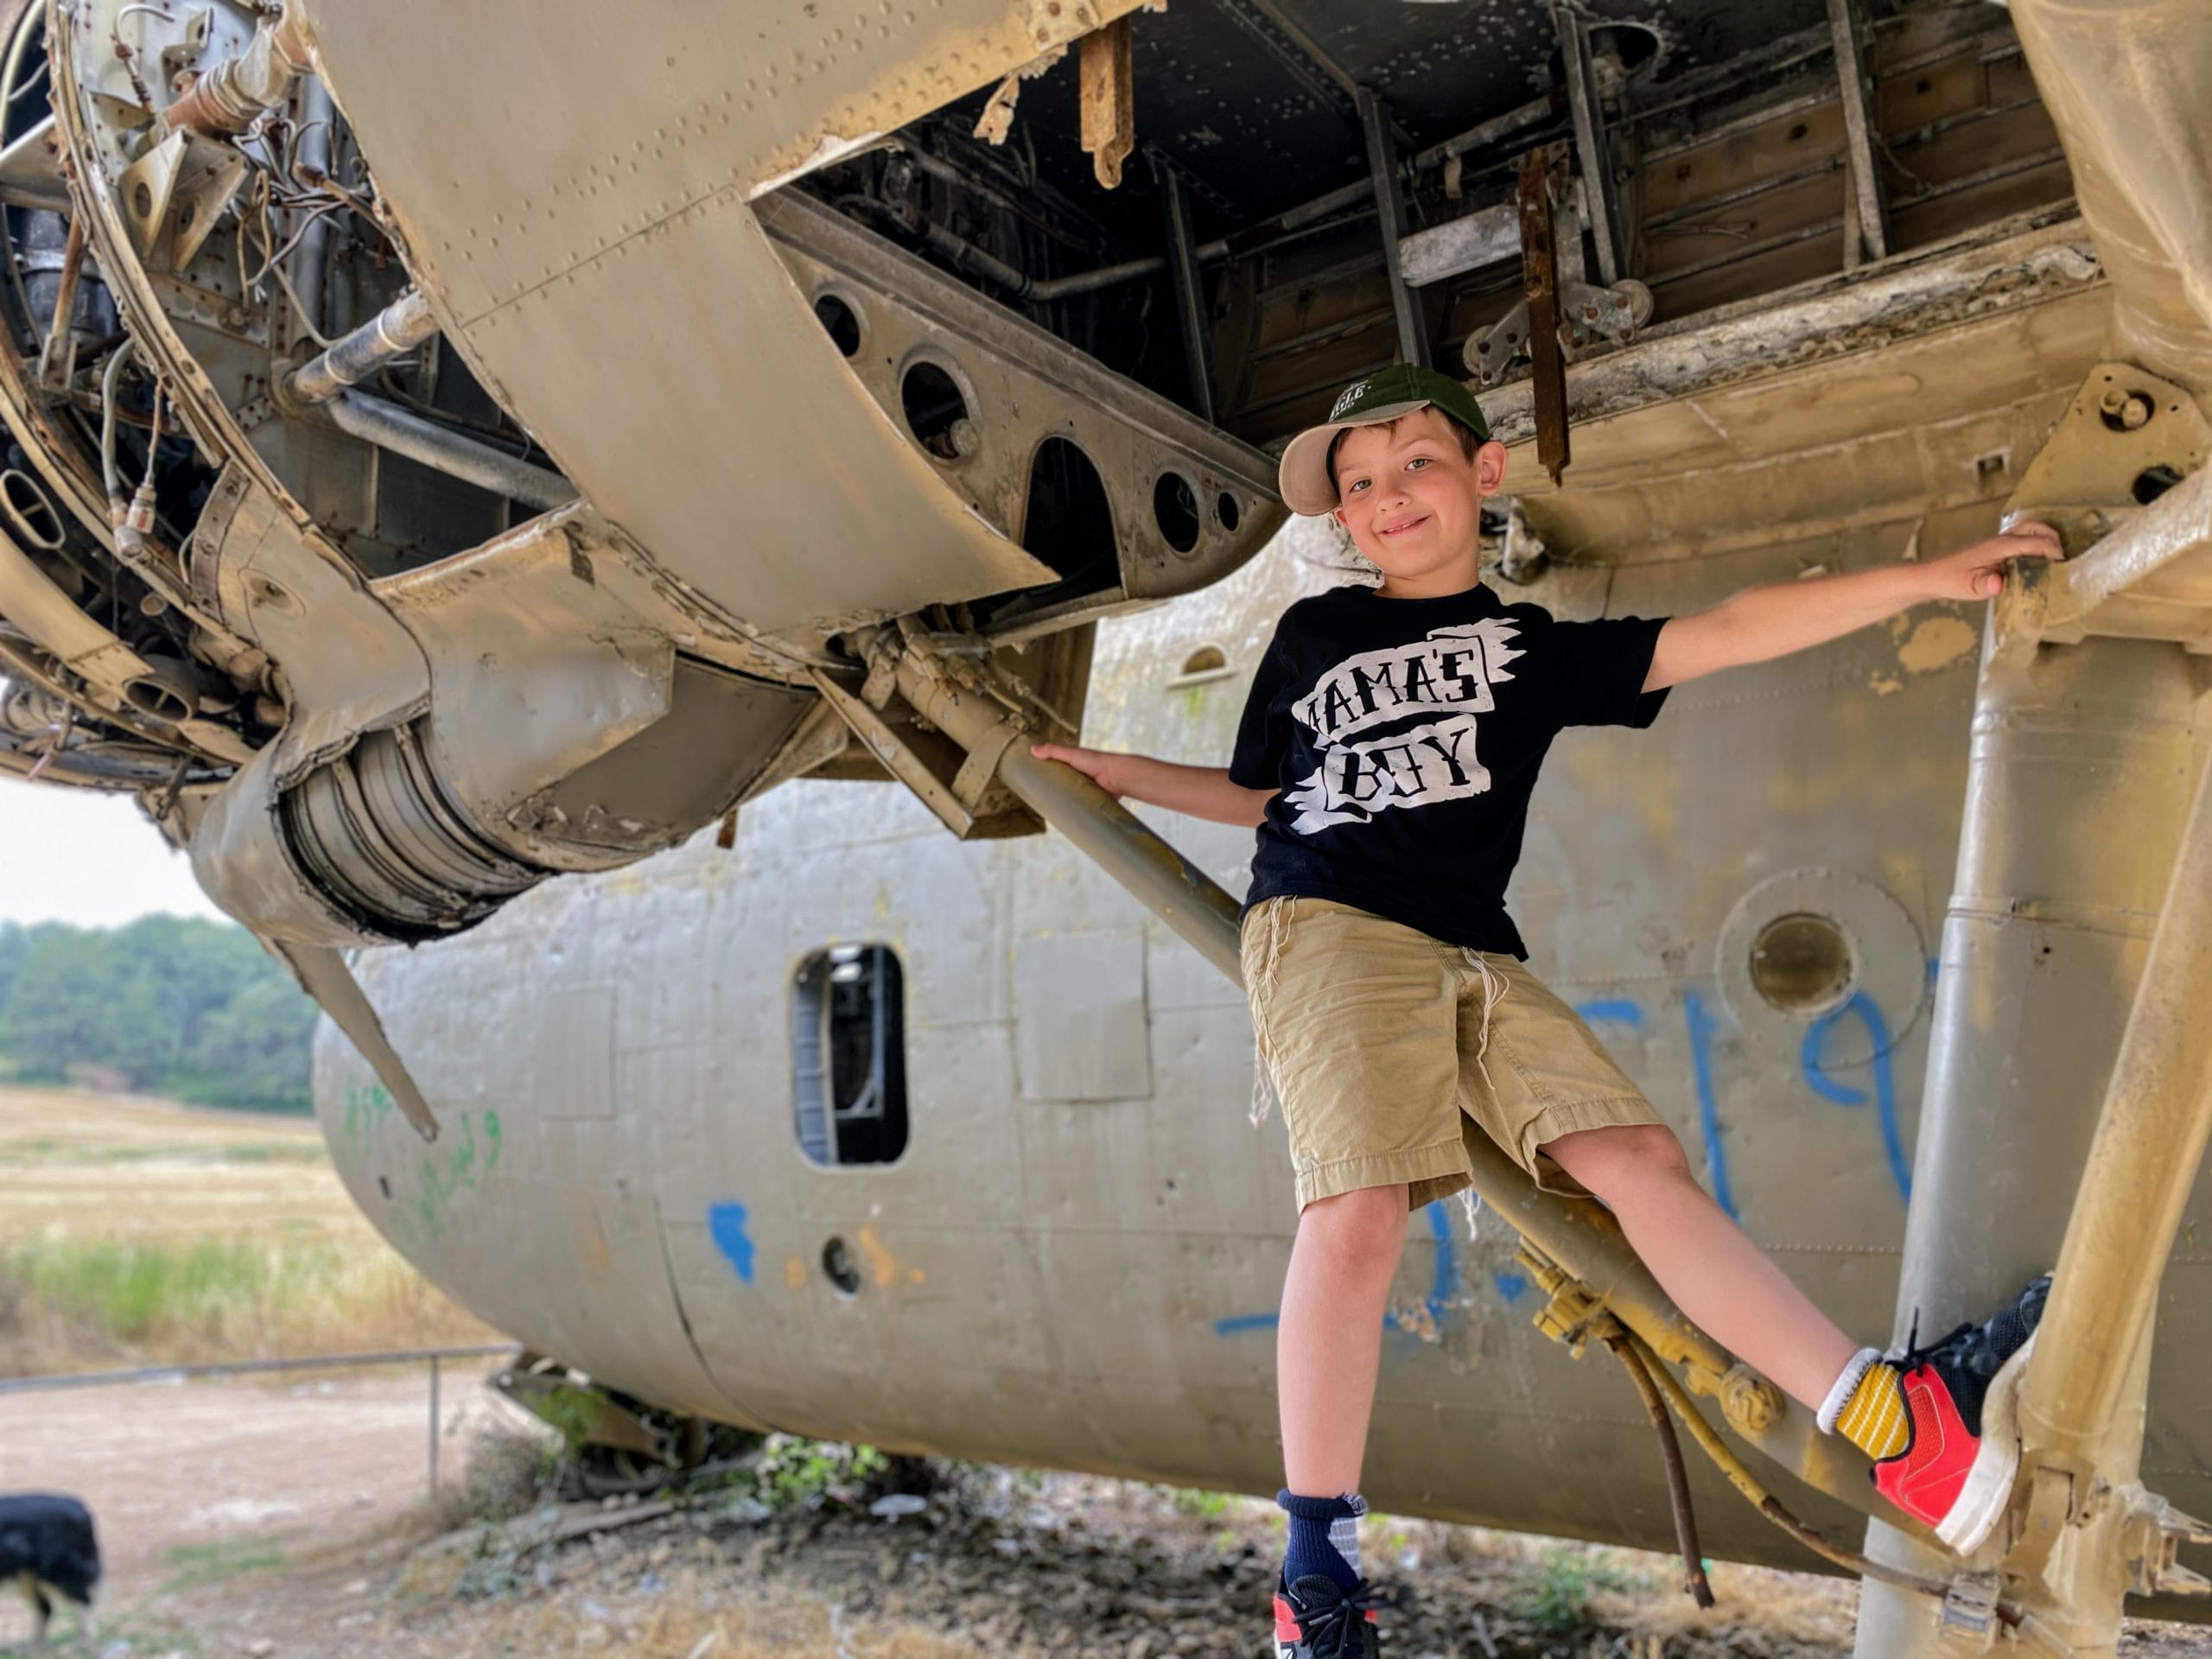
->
[0,780,227,929]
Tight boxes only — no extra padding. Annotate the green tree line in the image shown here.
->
[0,917,317,1112]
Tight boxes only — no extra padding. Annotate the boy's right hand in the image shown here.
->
[1030,742,1126,798]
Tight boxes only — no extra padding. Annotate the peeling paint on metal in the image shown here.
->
[1896,614,1979,675]
[743,130,887,202]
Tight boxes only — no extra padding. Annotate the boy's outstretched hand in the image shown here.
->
[1030,741,1128,798]
[1647,518,2069,692]
[1920,518,2064,601]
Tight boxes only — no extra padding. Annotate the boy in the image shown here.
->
[1034,364,2063,1658]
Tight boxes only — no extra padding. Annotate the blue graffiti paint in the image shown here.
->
[1492,1268,1529,1304]
[1682,990,1739,1220]
[1575,1000,1645,1028]
[1212,1312,1280,1336]
[707,1201,756,1284]
[1221,1201,1460,1338]
[1799,992,1911,1200]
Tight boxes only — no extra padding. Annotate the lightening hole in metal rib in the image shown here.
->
[0,469,66,550]
[1216,492,1240,533]
[901,359,973,461]
[1153,471,1200,555]
[813,292,861,358]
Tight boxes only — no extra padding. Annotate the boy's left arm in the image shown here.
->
[1644,520,2063,692]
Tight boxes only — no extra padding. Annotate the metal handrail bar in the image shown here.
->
[0,1343,521,1395]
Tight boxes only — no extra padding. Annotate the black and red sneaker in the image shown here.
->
[1272,1573,1381,1658]
[1874,1274,2051,1554]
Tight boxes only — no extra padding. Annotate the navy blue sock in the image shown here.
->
[1278,1490,1365,1591]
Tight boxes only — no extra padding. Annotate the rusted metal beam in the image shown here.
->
[1356,85,1429,369]
[1518,148,1570,485]
[33,214,84,385]
[1078,17,1136,191]
[1827,0,1889,265]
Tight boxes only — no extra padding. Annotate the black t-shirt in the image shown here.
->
[1230,579,1671,957]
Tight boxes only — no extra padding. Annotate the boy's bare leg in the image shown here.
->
[1542,1125,1858,1411]
[1278,1183,1411,1496]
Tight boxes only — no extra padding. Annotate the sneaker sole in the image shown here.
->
[1935,1328,2038,1555]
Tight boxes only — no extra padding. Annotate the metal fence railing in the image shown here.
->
[0,1344,523,1493]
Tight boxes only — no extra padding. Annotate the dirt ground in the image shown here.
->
[0,1370,517,1645]
[3,1369,2209,1659]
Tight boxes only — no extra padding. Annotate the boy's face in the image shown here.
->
[1329,407,1507,595]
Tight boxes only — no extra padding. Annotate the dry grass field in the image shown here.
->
[0,1082,494,1373]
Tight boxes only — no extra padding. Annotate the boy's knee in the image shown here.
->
[1541,1123,1691,1202]
[1298,1185,1409,1263]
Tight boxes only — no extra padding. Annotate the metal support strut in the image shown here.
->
[1853,563,2212,1656]
[323,391,577,512]
[2020,740,2212,1460]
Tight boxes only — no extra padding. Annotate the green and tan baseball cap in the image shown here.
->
[1277,363,1493,516]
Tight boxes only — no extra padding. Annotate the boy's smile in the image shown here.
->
[1329,407,1508,599]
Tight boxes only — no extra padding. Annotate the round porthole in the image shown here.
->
[1749,912,1855,1015]
[900,359,976,461]
[1714,871,1927,1063]
[822,1236,861,1296]
[1154,472,1200,554]
[813,291,862,358]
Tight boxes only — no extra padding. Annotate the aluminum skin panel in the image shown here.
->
[296,0,1153,637]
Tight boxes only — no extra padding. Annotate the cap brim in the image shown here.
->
[1275,398,1432,515]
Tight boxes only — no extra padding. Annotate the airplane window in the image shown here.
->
[791,944,909,1166]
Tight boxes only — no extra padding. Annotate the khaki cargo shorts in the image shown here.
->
[1242,895,1663,1211]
